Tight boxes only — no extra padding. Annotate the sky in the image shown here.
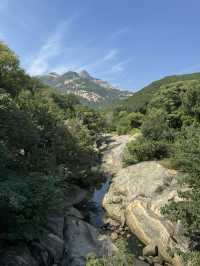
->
[1,0,200,91]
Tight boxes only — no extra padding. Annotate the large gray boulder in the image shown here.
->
[62,207,117,266]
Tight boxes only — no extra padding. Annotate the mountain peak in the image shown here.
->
[39,70,133,108]
[79,70,93,80]
[48,72,60,78]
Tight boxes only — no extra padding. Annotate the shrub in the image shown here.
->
[123,137,170,166]
[116,112,144,135]
[0,173,63,240]
[162,126,200,233]
[141,109,174,141]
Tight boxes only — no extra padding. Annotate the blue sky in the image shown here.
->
[1,0,200,91]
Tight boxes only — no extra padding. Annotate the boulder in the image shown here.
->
[63,184,87,208]
[39,232,64,264]
[103,161,188,265]
[46,213,64,239]
[62,207,117,266]
[143,243,158,257]
[134,258,150,266]
[0,243,38,266]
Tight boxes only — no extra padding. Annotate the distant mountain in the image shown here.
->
[118,72,200,113]
[38,71,133,108]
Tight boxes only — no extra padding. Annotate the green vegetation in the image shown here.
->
[118,72,200,113]
[0,42,105,240]
[3,38,200,263]
[123,137,170,166]
[117,77,200,262]
[86,238,135,266]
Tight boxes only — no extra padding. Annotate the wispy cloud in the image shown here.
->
[78,48,118,72]
[102,49,118,61]
[109,59,132,74]
[27,16,77,75]
[110,27,130,40]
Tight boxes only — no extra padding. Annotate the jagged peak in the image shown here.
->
[79,70,93,80]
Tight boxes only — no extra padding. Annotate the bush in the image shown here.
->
[123,137,170,166]
[116,112,144,135]
[0,173,63,240]
[162,126,200,233]
[141,109,174,141]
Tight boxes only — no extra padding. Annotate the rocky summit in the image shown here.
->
[38,70,133,108]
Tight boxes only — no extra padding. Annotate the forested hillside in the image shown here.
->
[117,72,200,113]
[0,42,105,240]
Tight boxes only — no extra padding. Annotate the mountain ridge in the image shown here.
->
[39,70,133,108]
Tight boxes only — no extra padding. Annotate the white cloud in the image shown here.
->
[27,16,76,75]
[102,49,118,61]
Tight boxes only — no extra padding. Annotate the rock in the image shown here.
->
[146,256,154,265]
[40,232,64,264]
[134,258,150,266]
[153,255,164,265]
[103,217,120,227]
[65,206,84,219]
[63,184,87,208]
[143,243,158,257]
[138,256,146,261]
[46,213,64,239]
[103,160,189,265]
[30,241,52,266]
[62,207,117,266]
[101,134,137,175]
[110,232,118,241]
[0,243,39,266]
[103,161,181,224]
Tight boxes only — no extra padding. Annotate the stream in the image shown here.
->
[78,135,144,259]
[88,178,144,258]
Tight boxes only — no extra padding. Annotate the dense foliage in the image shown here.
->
[120,77,200,263]
[0,42,104,240]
